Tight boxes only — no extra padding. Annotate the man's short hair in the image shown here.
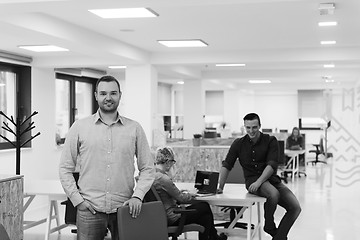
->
[243,113,261,126]
[95,75,121,93]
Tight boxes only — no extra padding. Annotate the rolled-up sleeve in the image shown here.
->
[266,136,279,171]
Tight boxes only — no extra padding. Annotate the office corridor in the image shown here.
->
[24,158,360,240]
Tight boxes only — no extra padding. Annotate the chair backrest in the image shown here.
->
[319,137,324,153]
[0,223,10,240]
[117,201,168,240]
[144,186,162,202]
[226,160,245,184]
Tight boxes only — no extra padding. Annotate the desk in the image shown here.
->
[24,180,68,240]
[176,183,266,240]
[284,149,306,181]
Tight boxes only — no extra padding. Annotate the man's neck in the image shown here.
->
[99,110,118,124]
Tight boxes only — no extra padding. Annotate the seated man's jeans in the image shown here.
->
[256,181,301,240]
[76,208,118,240]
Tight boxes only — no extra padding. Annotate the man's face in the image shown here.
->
[244,119,261,140]
[94,81,121,113]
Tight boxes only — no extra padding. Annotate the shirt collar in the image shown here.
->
[93,109,124,125]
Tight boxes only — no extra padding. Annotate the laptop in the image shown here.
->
[194,170,219,197]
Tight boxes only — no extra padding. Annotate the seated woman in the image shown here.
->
[284,127,305,173]
[153,146,227,240]
[286,127,304,150]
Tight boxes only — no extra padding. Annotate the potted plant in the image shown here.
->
[193,134,202,146]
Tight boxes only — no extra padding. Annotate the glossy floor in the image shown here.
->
[24,159,360,240]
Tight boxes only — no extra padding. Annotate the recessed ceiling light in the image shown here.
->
[108,66,127,69]
[325,79,335,83]
[321,40,336,45]
[18,45,69,52]
[157,39,208,48]
[215,63,246,67]
[248,80,271,84]
[318,21,338,26]
[89,8,158,18]
[177,81,184,85]
[323,64,335,68]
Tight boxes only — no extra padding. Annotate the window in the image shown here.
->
[55,73,97,145]
[0,61,31,150]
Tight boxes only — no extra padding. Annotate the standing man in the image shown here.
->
[59,75,155,240]
[218,113,301,240]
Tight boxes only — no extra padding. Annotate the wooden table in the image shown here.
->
[176,182,266,240]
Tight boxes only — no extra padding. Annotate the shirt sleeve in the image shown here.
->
[58,121,84,207]
[160,175,194,204]
[132,123,155,200]
[222,138,241,170]
[266,136,279,171]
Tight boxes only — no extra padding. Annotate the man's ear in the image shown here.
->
[94,91,98,101]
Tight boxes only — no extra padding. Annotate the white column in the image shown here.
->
[183,79,204,139]
[124,64,158,146]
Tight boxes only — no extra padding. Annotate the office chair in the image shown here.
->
[0,223,10,240]
[117,201,168,240]
[214,161,254,230]
[60,172,79,234]
[143,186,205,240]
[307,138,332,165]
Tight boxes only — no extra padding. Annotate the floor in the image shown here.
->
[24,158,360,240]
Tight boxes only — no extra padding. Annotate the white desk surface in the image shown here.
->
[176,182,266,206]
[285,149,306,156]
[24,179,66,200]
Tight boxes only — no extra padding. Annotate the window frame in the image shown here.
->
[55,73,97,145]
[0,61,31,150]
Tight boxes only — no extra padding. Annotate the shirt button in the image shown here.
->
[107,178,110,181]
[107,165,110,168]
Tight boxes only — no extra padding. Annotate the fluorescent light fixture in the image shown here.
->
[157,39,208,48]
[215,63,246,67]
[177,81,184,85]
[108,66,127,69]
[318,21,337,26]
[321,40,336,45]
[248,80,271,84]
[89,8,158,18]
[323,64,335,68]
[18,45,69,52]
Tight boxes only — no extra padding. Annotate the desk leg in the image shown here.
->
[257,202,262,240]
[44,201,54,240]
[247,205,252,240]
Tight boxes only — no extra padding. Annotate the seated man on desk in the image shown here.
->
[217,113,301,240]
[153,146,227,240]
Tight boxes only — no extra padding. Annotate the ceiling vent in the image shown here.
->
[319,3,335,15]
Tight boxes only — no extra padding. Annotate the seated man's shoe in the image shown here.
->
[217,233,228,240]
[264,226,278,237]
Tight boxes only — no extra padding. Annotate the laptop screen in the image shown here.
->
[194,171,219,194]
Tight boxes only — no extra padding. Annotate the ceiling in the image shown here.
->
[1,0,360,90]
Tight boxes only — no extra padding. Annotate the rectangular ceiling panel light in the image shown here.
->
[318,21,337,26]
[216,63,246,67]
[321,40,336,45]
[18,45,69,52]
[324,64,335,68]
[158,39,208,48]
[89,8,158,18]
[108,66,127,69]
[248,80,271,84]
